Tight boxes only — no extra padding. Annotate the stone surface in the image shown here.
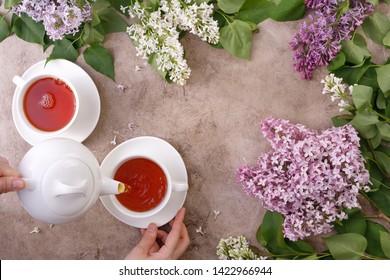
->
[1,12,366,260]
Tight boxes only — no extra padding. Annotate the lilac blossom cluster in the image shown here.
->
[236,117,370,241]
[217,235,266,260]
[290,0,373,79]
[13,0,94,40]
[124,0,219,85]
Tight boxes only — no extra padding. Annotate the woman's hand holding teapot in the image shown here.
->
[0,156,25,194]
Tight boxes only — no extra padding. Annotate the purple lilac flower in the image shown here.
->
[13,0,94,40]
[291,0,373,80]
[236,117,370,241]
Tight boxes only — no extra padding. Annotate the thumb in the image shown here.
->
[0,177,25,194]
[135,223,158,254]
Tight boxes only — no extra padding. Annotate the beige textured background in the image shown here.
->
[3,5,385,259]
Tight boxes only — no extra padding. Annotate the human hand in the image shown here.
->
[0,156,25,194]
[125,207,190,260]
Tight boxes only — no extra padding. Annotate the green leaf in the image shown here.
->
[11,14,45,45]
[83,45,115,80]
[333,57,371,85]
[333,209,367,235]
[350,111,380,138]
[220,20,252,60]
[376,64,390,97]
[143,0,160,12]
[376,90,386,109]
[377,123,390,141]
[351,111,379,126]
[362,12,390,46]
[327,51,346,71]
[91,10,101,27]
[368,161,384,191]
[108,0,128,13]
[332,115,352,127]
[341,34,370,65]
[92,0,111,13]
[367,183,390,217]
[376,145,390,157]
[302,254,318,260]
[383,30,390,47]
[367,0,379,5]
[324,233,367,260]
[387,104,390,118]
[0,15,11,43]
[217,0,245,14]
[237,0,275,24]
[357,124,378,139]
[4,0,22,8]
[47,38,79,62]
[270,0,306,22]
[82,23,105,45]
[365,221,387,258]
[379,231,390,258]
[99,7,128,33]
[148,52,168,80]
[373,151,390,175]
[285,240,314,254]
[351,85,373,111]
[354,32,370,49]
[370,131,382,149]
[256,211,295,255]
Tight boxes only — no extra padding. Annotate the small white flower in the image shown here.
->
[128,123,135,131]
[213,210,220,220]
[29,227,41,234]
[110,135,117,146]
[195,226,205,236]
[117,84,126,92]
[135,65,144,71]
[127,0,219,85]
[321,74,353,111]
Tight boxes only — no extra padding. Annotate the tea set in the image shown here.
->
[12,59,188,227]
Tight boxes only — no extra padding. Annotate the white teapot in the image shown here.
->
[18,138,124,224]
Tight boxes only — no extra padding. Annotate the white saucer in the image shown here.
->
[100,136,188,228]
[12,59,100,146]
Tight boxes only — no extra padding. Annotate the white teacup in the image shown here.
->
[107,155,188,219]
[13,73,79,136]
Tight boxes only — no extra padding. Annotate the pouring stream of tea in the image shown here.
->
[117,182,132,193]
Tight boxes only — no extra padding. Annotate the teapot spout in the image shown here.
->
[100,177,126,196]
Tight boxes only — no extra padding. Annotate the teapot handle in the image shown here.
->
[52,179,88,197]
[21,178,37,191]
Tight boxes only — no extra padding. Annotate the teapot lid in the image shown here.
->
[18,138,101,224]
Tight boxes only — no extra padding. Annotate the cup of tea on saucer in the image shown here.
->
[13,73,79,136]
[110,156,188,219]
[100,136,189,228]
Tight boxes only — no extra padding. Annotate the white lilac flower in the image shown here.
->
[321,74,354,111]
[117,84,126,92]
[213,210,220,220]
[13,0,94,40]
[236,117,370,241]
[195,226,205,236]
[216,235,262,260]
[125,0,219,85]
[29,227,41,234]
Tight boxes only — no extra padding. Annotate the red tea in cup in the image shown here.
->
[23,77,76,132]
[114,158,167,212]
